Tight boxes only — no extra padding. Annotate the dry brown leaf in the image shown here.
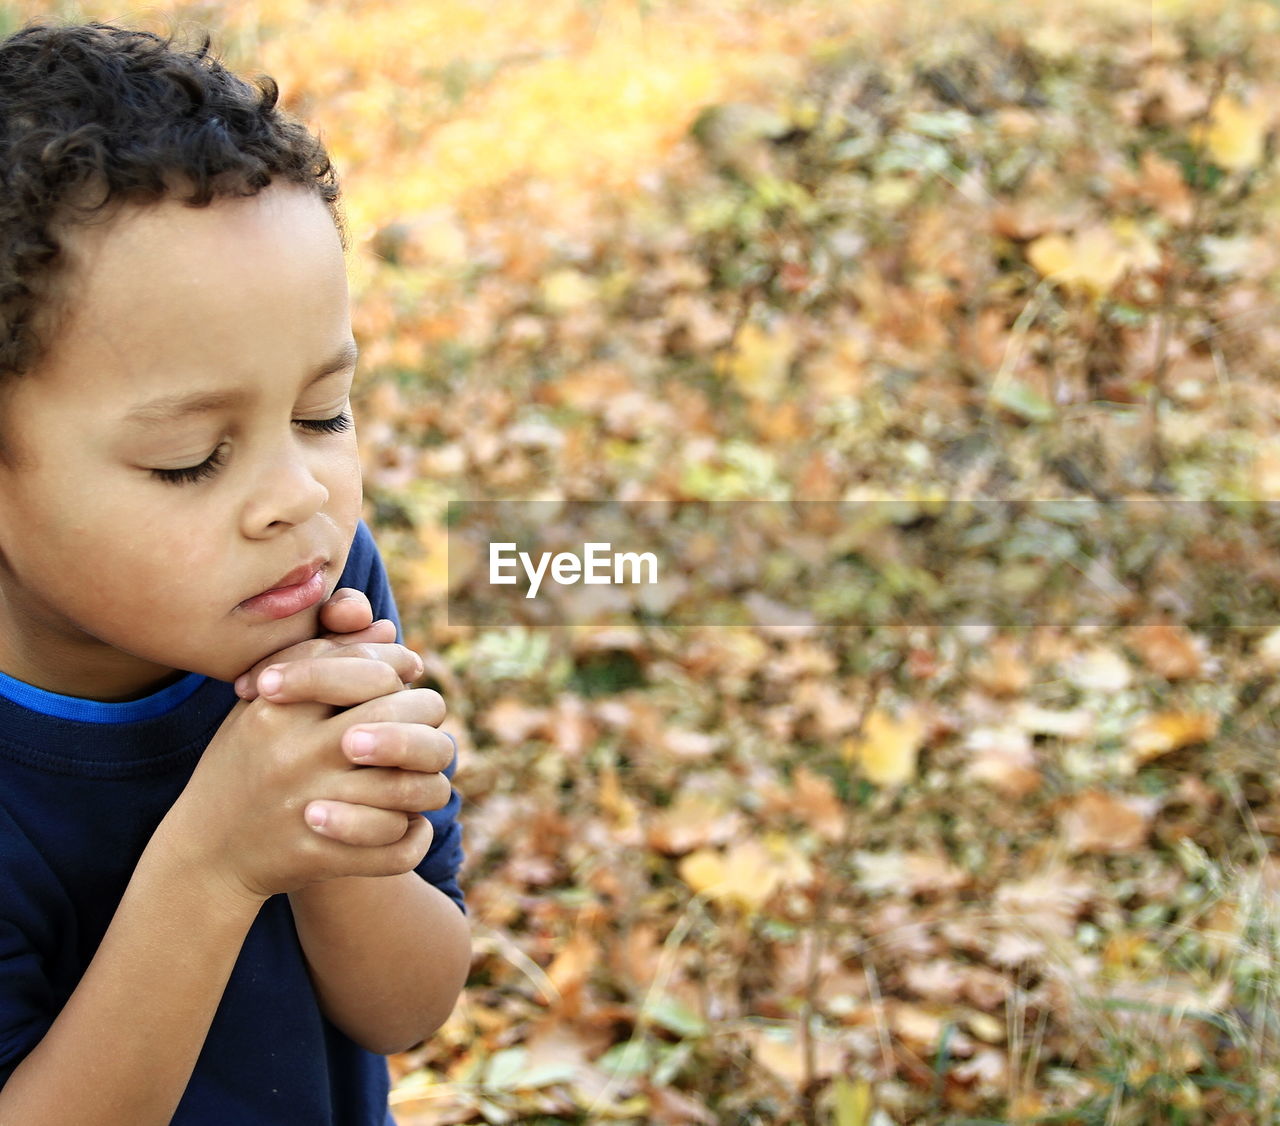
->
[545,928,598,1002]
[902,959,967,1003]
[597,765,642,842]
[1060,790,1158,854]
[482,697,549,746]
[1125,624,1205,679]
[790,766,845,842]
[795,679,865,738]
[1136,148,1193,224]
[969,638,1031,697]
[964,724,1041,798]
[646,1084,718,1126]
[646,792,743,856]
[745,1025,843,1084]
[995,866,1094,936]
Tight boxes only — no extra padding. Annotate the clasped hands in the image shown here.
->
[164,589,453,903]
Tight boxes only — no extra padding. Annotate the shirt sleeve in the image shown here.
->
[339,523,466,914]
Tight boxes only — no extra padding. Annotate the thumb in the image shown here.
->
[317,587,375,636]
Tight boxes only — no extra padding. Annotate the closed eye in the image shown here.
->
[149,412,352,486]
[295,411,353,435]
[150,443,229,486]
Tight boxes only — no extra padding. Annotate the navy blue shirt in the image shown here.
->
[0,522,464,1123]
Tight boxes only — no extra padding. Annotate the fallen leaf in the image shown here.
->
[790,766,846,842]
[970,637,1033,696]
[845,708,925,786]
[1060,790,1158,853]
[677,839,780,913]
[482,697,549,746]
[1192,92,1273,171]
[1129,710,1219,763]
[1066,646,1132,691]
[647,792,743,856]
[1028,225,1129,297]
[1125,624,1205,679]
[720,320,798,402]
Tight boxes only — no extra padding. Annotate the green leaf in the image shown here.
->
[483,1047,528,1091]
[600,1039,652,1076]
[644,994,709,1039]
[991,377,1054,423]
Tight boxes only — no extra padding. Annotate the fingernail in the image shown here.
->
[259,668,283,697]
[348,731,376,760]
[234,675,249,697]
[411,655,424,679]
[306,805,329,830]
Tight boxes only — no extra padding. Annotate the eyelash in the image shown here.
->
[150,411,353,486]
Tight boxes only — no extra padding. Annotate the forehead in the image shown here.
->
[43,185,349,388]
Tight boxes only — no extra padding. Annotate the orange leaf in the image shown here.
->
[1129,710,1219,763]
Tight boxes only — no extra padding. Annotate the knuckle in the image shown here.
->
[398,773,428,811]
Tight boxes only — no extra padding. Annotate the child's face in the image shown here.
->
[0,185,364,700]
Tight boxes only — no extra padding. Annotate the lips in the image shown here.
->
[262,561,324,594]
[237,558,328,621]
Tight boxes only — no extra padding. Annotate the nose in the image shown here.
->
[241,439,330,537]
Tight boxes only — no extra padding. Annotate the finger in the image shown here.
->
[317,588,374,636]
[328,814,435,878]
[238,632,416,701]
[337,765,454,813]
[343,722,456,773]
[304,800,415,847]
[340,687,447,730]
[257,656,409,707]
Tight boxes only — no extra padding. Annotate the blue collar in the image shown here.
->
[0,669,207,725]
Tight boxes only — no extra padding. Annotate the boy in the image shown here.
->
[0,21,470,1125]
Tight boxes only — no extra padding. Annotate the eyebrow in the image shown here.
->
[122,341,360,427]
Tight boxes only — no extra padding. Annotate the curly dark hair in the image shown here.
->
[0,22,343,379]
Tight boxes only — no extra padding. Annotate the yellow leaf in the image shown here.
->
[677,848,726,896]
[1129,710,1219,763]
[540,268,599,313]
[1193,93,1273,171]
[720,320,798,401]
[407,521,451,602]
[1027,226,1129,297]
[834,1077,873,1126]
[677,841,781,912]
[845,709,924,787]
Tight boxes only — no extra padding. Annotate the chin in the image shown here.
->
[198,611,324,684]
